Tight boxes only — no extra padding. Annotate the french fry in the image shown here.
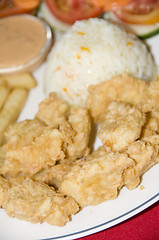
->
[0,81,10,110]
[0,88,28,145]
[0,72,36,90]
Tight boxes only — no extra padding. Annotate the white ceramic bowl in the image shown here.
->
[0,14,53,75]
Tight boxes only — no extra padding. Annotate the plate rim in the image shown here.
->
[41,193,159,240]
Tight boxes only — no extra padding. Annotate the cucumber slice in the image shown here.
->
[138,27,159,40]
[104,12,159,40]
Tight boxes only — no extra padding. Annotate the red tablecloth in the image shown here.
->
[78,201,159,240]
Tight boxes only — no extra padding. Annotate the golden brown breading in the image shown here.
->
[35,92,68,127]
[143,135,159,163]
[86,73,146,123]
[1,119,65,176]
[0,177,79,226]
[60,147,135,207]
[33,158,74,188]
[138,76,159,113]
[36,93,91,161]
[59,120,75,146]
[142,134,159,146]
[0,105,91,177]
[0,147,5,168]
[150,111,159,133]
[140,111,159,138]
[1,82,159,227]
[140,127,156,139]
[4,118,46,148]
[66,108,91,159]
[139,110,159,139]
[98,102,146,151]
[86,146,108,160]
[123,140,159,189]
[0,175,10,207]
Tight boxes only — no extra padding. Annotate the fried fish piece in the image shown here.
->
[142,134,159,146]
[4,118,46,148]
[36,94,91,160]
[138,76,159,113]
[140,111,159,138]
[0,103,91,176]
[98,102,146,152]
[1,119,65,176]
[59,120,75,146]
[86,73,146,123]
[36,92,68,127]
[0,147,5,168]
[149,111,159,133]
[0,177,79,226]
[33,158,74,188]
[0,175,10,207]
[123,140,159,189]
[60,147,135,207]
[66,108,91,159]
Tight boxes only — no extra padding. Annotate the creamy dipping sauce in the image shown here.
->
[0,15,47,69]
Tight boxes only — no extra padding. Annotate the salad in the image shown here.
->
[0,0,159,38]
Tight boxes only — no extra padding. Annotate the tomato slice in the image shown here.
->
[113,7,159,24]
[91,0,131,11]
[0,0,38,18]
[113,0,159,25]
[13,0,40,10]
[44,0,103,24]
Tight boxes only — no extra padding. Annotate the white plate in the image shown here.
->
[0,35,159,240]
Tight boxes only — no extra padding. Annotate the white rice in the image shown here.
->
[44,18,157,106]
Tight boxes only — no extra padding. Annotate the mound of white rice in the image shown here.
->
[44,18,157,106]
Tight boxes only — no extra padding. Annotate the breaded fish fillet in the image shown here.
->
[66,108,91,159]
[86,73,146,123]
[0,176,79,226]
[36,92,68,127]
[124,139,159,189]
[98,102,146,151]
[60,147,135,207]
[1,119,65,176]
[33,158,75,188]
[138,76,159,113]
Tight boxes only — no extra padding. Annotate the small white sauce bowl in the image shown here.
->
[0,14,53,75]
